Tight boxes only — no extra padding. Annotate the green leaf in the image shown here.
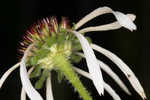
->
[35,70,49,89]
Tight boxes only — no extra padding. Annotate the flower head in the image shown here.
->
[0,6,146,100]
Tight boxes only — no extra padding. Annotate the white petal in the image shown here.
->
[21,67,34,100]
[75,6,136,32]
[98,60,131,95]
[91,43,146,99]
[46,75,54,100]
[20,44,43,100]
[69,30,104,95]
[77,52,131,95]
[75,7,112,29]
[78,14,136,33]
[73,67,121,100]
[112,11,137,31]
[0,62,20,88]
[104,83,121,100]
[21,88,26,100]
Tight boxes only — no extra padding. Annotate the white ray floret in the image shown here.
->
[78,14,136,33]
[91,43,146,99]
[73,66,121,100]
[21,67,34,100]
[68,30,104,95]
[75,6,136,31]
[104,83,121,100]
[21,88,26,100]
[75,7,113,29]
[46,74,54,100]
[77,52,131,95]
[20,44,43,100]
[0,62,20,88]
[112,11,136,31]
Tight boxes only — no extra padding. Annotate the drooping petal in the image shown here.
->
[91,43,146,99]
[77,52,131,95]
[21,88,26,100]
[75,7,113,30]
[21,67,34,100]
[68,30,104,95]
[0,63,20,88]
[46,74,54,100]
[98,60,131,95]
[75,6,136,32]
[112,11,136,31]
[20,44,43,100]
[104,83,121,100]
[73,67,121,100]
[78,14,136,33]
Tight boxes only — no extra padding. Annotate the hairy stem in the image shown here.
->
[53,54,92,100]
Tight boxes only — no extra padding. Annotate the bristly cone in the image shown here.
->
[18,17,69,55]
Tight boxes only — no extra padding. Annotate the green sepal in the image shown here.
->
[35,70,49,89]
[70,54,82,63]
[35,47,50,60]
[30,56,38,65]
[67,32,74,40]
[71,23,76,30]
[85,36,92,43]
[57,71,64,83]
[57,34,66,44]
[72,39,82,51]
[30,65,41,78]
[35,41,43,48]
[59,28,67,33]
[71,36,92,51]
[45,36,56,47]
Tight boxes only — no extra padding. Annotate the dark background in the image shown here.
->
[0,0,150,100]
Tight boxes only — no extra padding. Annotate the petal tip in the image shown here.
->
[113,11,137,31]
[141,91,147,100]
[0,84,2,89]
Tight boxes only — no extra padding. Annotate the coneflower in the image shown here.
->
[0,6,146,100]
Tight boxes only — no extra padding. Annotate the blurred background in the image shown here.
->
[0,0,150,100]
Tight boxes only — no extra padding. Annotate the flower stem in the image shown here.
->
[53,54,92,100]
